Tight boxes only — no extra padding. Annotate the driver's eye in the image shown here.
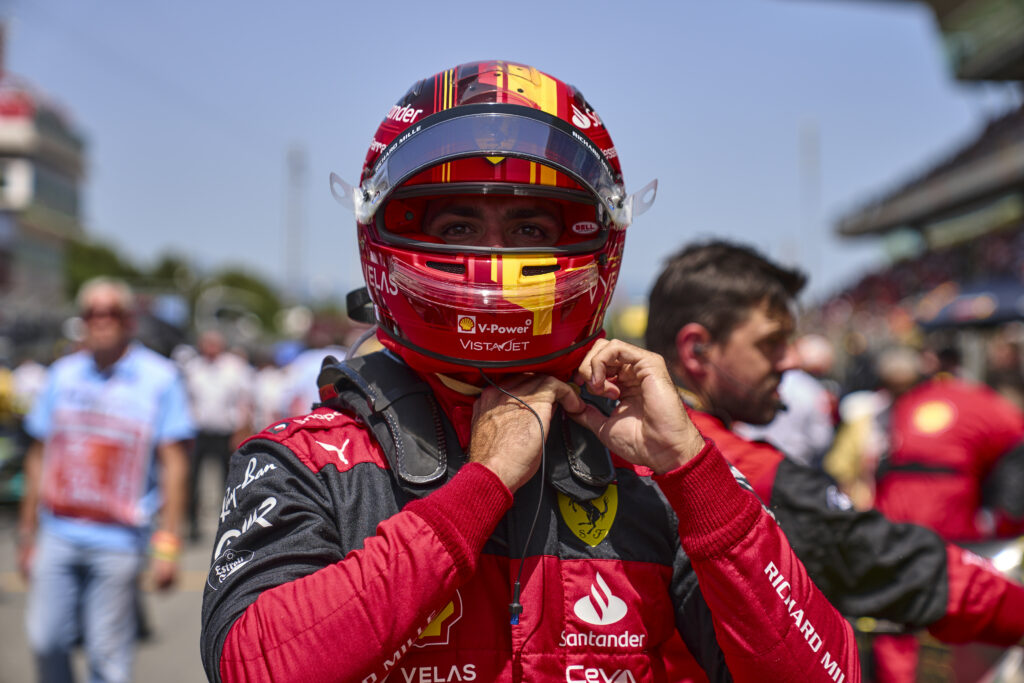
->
[513,224,552,241]
[438,223,476,241]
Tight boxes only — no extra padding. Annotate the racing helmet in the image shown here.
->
[332,60,656,377]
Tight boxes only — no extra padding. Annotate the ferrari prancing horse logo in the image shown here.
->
[558,485,618,547]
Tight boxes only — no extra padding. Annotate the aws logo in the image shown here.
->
[558,485,618,547]
[414,590,463,648]
[457,315,476,334]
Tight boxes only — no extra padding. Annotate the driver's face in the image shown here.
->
[422,196,564,248]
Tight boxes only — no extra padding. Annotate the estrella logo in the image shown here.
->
[414,590,463,647]
[457,315,476,333]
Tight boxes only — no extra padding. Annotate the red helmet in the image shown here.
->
[332,60,656,378]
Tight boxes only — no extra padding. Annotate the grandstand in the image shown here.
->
[821,102,1024,386]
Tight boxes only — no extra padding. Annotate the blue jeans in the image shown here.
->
[25,529,143,683]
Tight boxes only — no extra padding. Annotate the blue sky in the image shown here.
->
[6,0,1021,308]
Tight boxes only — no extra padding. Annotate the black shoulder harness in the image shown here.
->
[315,350,615,501]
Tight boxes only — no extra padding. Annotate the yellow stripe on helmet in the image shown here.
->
[501,255,556,336]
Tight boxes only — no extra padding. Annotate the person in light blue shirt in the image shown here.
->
[18,277,195,683]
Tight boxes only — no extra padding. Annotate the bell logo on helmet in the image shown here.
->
[457,315,476,333]
[572,221,600,236]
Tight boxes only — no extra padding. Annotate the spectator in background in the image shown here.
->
[0,348,13,429]
[277,326,347,418]
[250,347,288,430]
[12,351,48,419]
[17,277,194,683]
[824,388,890,511]
[985,331,1024,412]
[0,350,16,484]
[840,330,878,396]
[823,346,920,512]
[736,333,838,468]
[0,350,49,505]
[924,345,963,378]
[183,329,254,543]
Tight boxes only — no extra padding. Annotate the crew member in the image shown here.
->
[646,240,1024,682]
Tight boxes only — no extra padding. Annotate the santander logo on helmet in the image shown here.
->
[331,60,657,378]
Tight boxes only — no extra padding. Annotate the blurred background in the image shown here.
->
[2,0,1024,371]
[4,0,1024,680]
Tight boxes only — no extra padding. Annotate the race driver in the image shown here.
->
[646,239,1024,682]
[200,61,860,683]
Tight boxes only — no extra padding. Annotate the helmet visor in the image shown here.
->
[358,104,630,227]
[377,192,610,255]
[389,254,600,316]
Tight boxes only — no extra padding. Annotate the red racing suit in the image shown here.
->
[199,352,859,683]
[682,408,1024,682]
[875,375,1024,541]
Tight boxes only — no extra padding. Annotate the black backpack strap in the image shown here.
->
[317,351,615,501]
[317,351,459,489]
[546,391,616,502]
